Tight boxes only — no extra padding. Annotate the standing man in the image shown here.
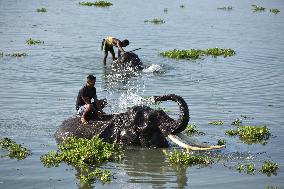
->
[101,36,129,64]
[76,75,105,124]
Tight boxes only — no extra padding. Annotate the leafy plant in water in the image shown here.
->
[226,126,270,144]
[252,5,265,12]
[185,123,204,135]
[0,137,31,160]
[37,7,47,12]
[208,120,224,125]
[261,161,279,176]
[270,9,280,14]
[40,136,124,184]
[144,18,165,24]
[1,52,28,57]
[26,38,44,45]
[217,139,226,145]
[79,1,113,7]
[160,48,235,60]
[168,149,213,166]
[180,5,185,8]
[236,163,255,174]
[217,6,233,11]
[164,8,168,13]
[231,118,242,126]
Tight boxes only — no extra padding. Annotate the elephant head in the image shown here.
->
[113,52,144,70]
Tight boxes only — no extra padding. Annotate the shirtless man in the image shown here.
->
[101,37,129,64]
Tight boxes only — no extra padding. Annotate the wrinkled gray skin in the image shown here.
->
[55,94,189,148]
[112,52,144,70]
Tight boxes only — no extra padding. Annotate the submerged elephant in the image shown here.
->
[55,94,224,150]
[112,51,144,71]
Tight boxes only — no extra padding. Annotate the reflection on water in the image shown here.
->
[123,148,187,188]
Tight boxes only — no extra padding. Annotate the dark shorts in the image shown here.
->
[101,39,114,54]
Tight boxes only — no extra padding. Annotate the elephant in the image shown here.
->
[112,51,144,71]
[55,94,225,150]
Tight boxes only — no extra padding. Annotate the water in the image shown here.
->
[1,0,284,188]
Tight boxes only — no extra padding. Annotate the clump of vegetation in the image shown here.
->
[37,7,47,12]
[185,123,205,135]
[160,48,236,60]
[1,51,28,57]
[231,118,242,126]
[265,186,281,189]
[0,137,31,160]
[164,8,168,13]
[168,150,213,166]
[270,8,280,14]
[226,125,270,144]
[261,161,279,176]
[144,18,165,24]
[180,5,185,8]
[252,5,265,12]
[217,139,226,145]
[26,38,44,45]
[40,136,124,185]
[79,1,113,7]
[208,120,224,125]
[217,6,233,11]
[236,163,255,174]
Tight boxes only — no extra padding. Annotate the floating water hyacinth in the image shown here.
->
[252,5,265,12]
[37,7,47,12]
[144,18,165,24]
[160,48,236,60]
[208,120,224,125]
[261,161,279,176]
[226,125,271,144]
[217,6,233,11]
[26,38,44,45]
[167,149,213,166]
[0,52,28,57]
[79,1,113,7]
[0,137,31,160]
[217,139,226,145]
[270,8,280,14]
[180,5,185,8]
[185,123,205,135]
[40,136,124,185]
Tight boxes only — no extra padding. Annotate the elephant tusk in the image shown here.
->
[168,134,225,151]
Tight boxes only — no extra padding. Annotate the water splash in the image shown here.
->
[143,64,162,73]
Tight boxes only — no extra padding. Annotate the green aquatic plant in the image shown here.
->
[160,49,202,60]
[208,120,224,125]
[0,137,31,160]
[252,5,265,12]
[0,51,4,56]
[236,163,255,174]
[217,139,226,145]
[160,48,236,61]
[78,167,111,185]
[261,161,279,176]
[185,123,205,135]
[79,1,113,7]
[144,18,165,24]
[40,136,124,184]
[37,7,47,12]
[265,186,281,189]
[180,5,185,8]
[217,6,233,11]
[168,149,213,166]
[0,52,27,57]
[270,8,280,14]
[164,8,168,13]
[231,118,242,126]
[204,48,236,57]
[26,38,44,45]
[226,125,270,144]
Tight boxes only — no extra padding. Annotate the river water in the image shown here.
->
[0,0,284,188]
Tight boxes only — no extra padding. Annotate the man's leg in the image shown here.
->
[103,51,108,65]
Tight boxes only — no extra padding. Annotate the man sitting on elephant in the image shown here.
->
[76,75,105,124]
[101,36,129,65]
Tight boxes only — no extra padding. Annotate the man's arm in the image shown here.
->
[113,38,125,54]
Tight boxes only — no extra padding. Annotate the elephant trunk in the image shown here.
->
[154,94,189,134]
